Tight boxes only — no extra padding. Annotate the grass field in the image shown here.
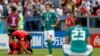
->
[0,48,99,56]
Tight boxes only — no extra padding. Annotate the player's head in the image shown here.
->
[45,4,52,12]
[75,19,82,25]
[11,6,17,12]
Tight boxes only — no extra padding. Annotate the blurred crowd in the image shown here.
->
[0,0,100,31]
[0,0,99,17]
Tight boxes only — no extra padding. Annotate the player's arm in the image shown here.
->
[65,28,71,44]
[18,16,20,30]
[86,28,91,44]
[42,20,45,27]
[4,17,8,32]
[87,37,91,44]
[51,13,60,27]
[20,31,32,54]
[65,36,70,44]
[42,13,45,27]
[54,18,60,27]
[20,42,32,54]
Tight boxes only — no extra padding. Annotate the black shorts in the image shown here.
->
[8,29,16,36]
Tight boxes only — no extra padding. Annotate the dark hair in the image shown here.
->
[45,4,52,8]
[75,19,82,25]
[11,6,17,11]
[26,35,32,41]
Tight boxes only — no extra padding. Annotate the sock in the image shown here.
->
[47,40,53,54]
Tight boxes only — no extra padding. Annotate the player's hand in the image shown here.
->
[51,25,56,27]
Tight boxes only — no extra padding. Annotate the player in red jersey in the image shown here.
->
[12,30,33,54]
[66,12,76,28]
[4,6,20,54]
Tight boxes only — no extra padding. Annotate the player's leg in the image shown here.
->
[78,45,93,56]
[62,44,72,56]
[14,36,22,54]
[27,48,33,53]
[26,35,33,53]
[70,45,93,56]
[45,30,54,56]
[8,38,13,54]
[12,41,19,54]
[8,29,14,54]
[10,35,20,54]
[47,40,53,55]
[86,45,93,56]
[44,30,52,55]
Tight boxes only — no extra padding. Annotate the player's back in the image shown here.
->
[12,30,29,42]
[13,30,29,38]
[68,25,90,53]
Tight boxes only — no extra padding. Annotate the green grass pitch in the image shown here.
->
[0,48,99,56]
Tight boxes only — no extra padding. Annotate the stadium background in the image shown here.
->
[0,0,100,56]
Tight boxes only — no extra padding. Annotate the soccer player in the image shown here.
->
[42,4,60,56]
[63,19,93,56]
[66,12,76,28]
[4,6,19,53]
[12,30,33,54]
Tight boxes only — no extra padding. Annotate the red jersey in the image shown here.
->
[80,6,87,14]
[12,30,29,41]
[23,42,31,48]
[66,17,76,28]
[12,41,19,49]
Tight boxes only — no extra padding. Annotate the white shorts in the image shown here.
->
[44,30,55,41]
[62,44,93,56]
